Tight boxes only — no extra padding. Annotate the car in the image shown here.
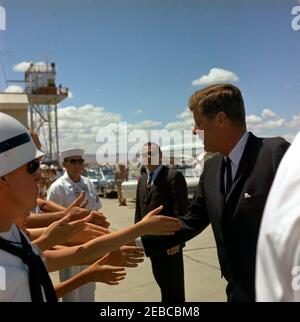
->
[85,169,99,190]
[98,168,117,198]
[121,165,200,201]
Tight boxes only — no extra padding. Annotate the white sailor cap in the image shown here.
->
[61,148,84,160]
[0,112,44,176]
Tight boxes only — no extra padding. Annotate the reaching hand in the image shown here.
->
[84,211,110,228]
[106,246,145,268]
[84,258,127,285]
[66,222,109,245]
[141,205,182,235]
[66,206,91,222]
[35,214,86,250]
[66,192,87,210]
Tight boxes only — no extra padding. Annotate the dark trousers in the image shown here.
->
[150,250,185,303]
[226,278,254,302]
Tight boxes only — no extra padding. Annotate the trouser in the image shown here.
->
[226,278,254,302]
[150,250,185,303]
[116,181,125,204]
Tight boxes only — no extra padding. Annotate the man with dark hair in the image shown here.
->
[138,84,290,302]
[135,142,189,302]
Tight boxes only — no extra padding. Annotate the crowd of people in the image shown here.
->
[0,83,299,302]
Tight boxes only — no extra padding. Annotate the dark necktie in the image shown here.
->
[0,229,57,302]
[225,157,233,196]
[146,172,153,194]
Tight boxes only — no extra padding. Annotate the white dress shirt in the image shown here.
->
[256,132,300,301]
[224,131,249,189]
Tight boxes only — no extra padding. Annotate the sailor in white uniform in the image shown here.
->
[0,112,57,302]
[256,132,300,301]
[47,148,101,302]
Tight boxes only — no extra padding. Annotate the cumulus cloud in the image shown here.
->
[4,85,24,93]
[246,115,263,124]
[262,109,278,119]
[256,119,286,129]
[132,109,143,115]
[192,68,239,86]
[287,114,300,128]
[13,62,32,72]
[131,120,161,129]
[67,91,74,99]
[40,103,298,157]
[54,104,164,153]
[13,61,48,72]
[166,109,194,131]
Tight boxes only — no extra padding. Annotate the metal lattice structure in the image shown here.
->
[25,62,68,164]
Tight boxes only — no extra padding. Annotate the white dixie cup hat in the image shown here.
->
[0,112,44,176]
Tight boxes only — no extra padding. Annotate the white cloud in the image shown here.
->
[13,62,32,72]
[176,110,191,120]
[166,109,194,131]
[54,104,164,153]
[246,115,263,124]
[41,102,299,155]
[4,85,23,93]
[13,61,48,73]
[132,109,143,115]
[192,68,239,86]
[256,119,286,129]
[287,114,300,128]
[261,109,278,119]
[131,120,162,129]
[67,91,74,99]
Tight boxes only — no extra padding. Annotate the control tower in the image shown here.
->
[25,62,68,164]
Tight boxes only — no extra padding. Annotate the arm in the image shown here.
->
[31,215,87,251]
[54,259,126,298]
[169,170,189,217]
[27,211,66,228]
[37,198,65,212]
[141,173,210,257]
[44,205,181,272]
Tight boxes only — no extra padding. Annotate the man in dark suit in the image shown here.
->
[138,84,290,302]
[135,142,189,302]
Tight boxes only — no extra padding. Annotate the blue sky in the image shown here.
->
[0,0,299,152]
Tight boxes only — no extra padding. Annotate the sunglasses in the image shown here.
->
[27,159,40,175]
[66,158,85,165]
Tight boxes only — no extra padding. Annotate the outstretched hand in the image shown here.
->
[141,205,182,235]
[105,246,145,268]
[84,257,127,285]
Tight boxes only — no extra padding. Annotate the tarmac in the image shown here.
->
[50,197,227,302]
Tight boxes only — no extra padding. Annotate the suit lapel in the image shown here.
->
[225,132,260,202]
[214,156,225,220]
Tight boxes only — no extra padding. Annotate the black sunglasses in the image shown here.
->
[27,159,40,175]
[66,158,85,165]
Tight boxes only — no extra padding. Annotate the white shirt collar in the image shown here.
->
[227,131,249,167]
[147,164,163,182]
[0,224,21,242]
[63,171,83,186]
